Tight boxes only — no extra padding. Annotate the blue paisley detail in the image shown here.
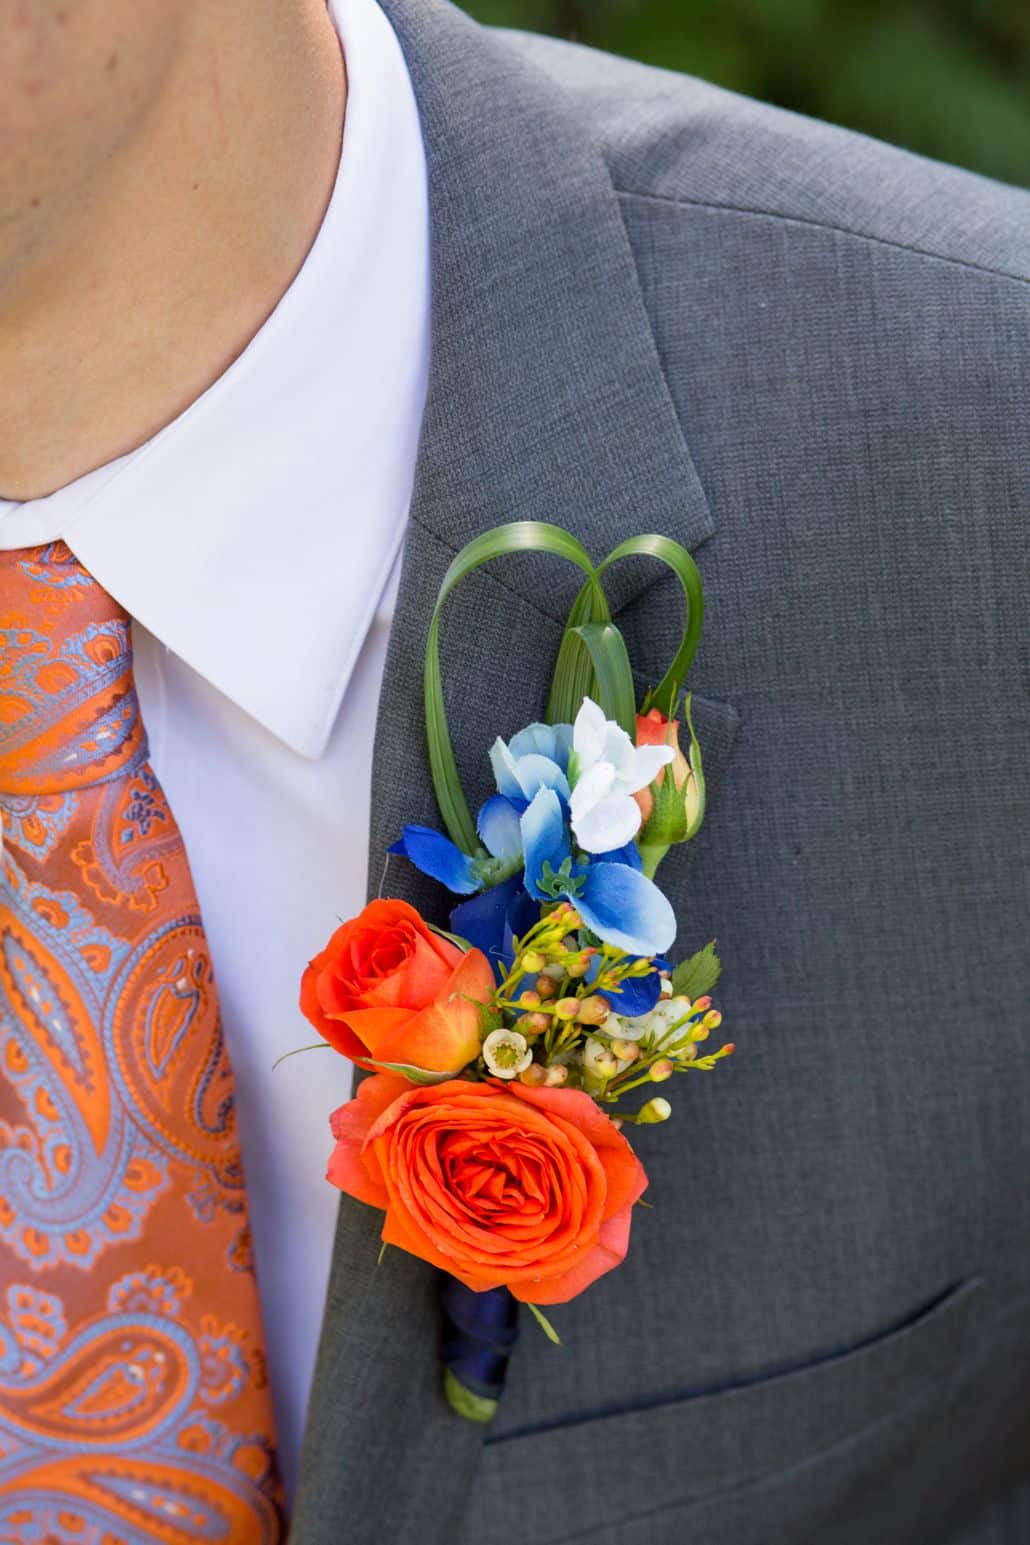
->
[0,858,168,1270]
[0,793,78,859]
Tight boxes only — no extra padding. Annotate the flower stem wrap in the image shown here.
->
[441,1279,520,1422]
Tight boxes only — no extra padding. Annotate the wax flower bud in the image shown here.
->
[521,950,546,974]
[576,995,610,1026]
[650,1059,675,1082]
[535,974,558,1000]
[515,1012,550,1036]
[545,1064,569,1087]
[610,1039,640,1062]
[518,1062,548,1086]
[482,1029,533,1080]
[638,1097,672,1124]
[554,997,581,1021]
[703,1009,723,1030]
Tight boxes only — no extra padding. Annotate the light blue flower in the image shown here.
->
[391,713,676,959]
[489,722,573,805]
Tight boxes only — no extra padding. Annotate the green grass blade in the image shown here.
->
[426,523,601,851]
[567,621,636,736]
[598,535,705,716]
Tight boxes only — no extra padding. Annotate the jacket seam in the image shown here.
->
[613,187,1030,290]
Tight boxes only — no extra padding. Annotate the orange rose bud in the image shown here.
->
[327,1075,648,1304]
[300,898,493,1075]
[633,708,700,832]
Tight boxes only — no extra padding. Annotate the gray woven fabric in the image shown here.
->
[290,2,1030,1540]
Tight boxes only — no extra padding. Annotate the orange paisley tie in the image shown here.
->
[0,543,284,1542]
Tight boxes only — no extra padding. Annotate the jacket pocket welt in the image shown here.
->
[459,1276,983,1545]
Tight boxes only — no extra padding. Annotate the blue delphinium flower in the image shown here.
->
[390,706,677,960]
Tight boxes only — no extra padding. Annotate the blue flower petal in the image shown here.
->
[577,863,677,956]
[389,825,480,896]
[450,873,522,958]
[586,951,668,1015]
[513,754,571,802]
[598,840,643,872]
[520,787,570,901]
[551,723,574,769]
[489,738,523,800]
[476,794,524,864]
[597,968,664,1017]
[501,887,543,985]
[508,722,573,769]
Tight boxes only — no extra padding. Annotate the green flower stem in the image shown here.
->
[637,840,671,879]
[443,1369,498,1423]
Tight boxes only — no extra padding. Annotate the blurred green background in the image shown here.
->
[464,0,1030,187]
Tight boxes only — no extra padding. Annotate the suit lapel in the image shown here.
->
[294,1,717,1537]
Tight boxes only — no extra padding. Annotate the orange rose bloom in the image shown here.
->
[327,1074,649,1304]
[633,708,697,826]
[300,899,494,1074]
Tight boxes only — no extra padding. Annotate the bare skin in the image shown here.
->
[0,0,345,499]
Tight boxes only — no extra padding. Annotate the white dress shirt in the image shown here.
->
[0,0,430,1500]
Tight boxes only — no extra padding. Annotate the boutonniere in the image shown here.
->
[296,522,733,1420]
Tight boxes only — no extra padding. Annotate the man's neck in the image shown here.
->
[0,1,345,502]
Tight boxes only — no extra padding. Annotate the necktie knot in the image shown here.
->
[0,542,146,796]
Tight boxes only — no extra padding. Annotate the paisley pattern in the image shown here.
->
[0,544,284,1541]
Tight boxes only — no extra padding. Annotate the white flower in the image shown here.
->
[611,996,693,1049]
[582,1036,619,1080]
[568,698,674,854]
[482,1029,533,1080]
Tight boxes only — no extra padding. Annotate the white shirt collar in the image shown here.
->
[0,0,430,760]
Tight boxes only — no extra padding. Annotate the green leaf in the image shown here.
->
[443,1368,499,1423]
[428,923,474,951]
[545,572,613,725]
[671,941,722,1000]
[364,1060,460,1085]
[565,620,636,737]
[526,1302,563,1345]
[426,522,604,852]
[607,536,705,716]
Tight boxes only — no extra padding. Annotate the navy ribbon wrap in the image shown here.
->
[441,1278,520,1421]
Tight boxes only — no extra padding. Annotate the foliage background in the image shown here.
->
[463,0,1030,188]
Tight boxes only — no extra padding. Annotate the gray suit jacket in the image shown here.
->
[290,1,1030,1540]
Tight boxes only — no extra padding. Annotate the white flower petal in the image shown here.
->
[572,697,609,772]
[601,719,637,776]
[618,744,675,796]
[568,761,615,824]
[572,792,642,854]
[482,1029,533,1079]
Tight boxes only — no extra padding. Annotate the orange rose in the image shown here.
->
[300,899,494,1074]
[327,1074,648,1304]
[633,708,698,828]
